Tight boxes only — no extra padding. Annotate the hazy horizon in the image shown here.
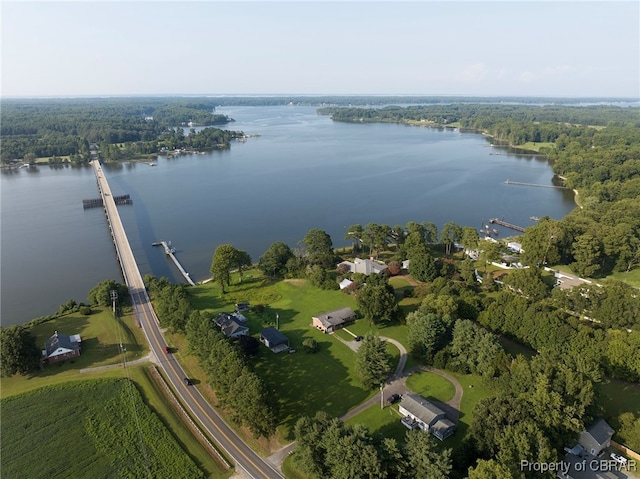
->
[2,1,638,99]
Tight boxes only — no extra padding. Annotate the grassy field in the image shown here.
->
[345,403,407,443]
[186,273,430,439]
[2,311,231,479]
[513,141,555,152]
[1,378,207,479]
[189,275,378,443]
[596,379,640,419]
[604,268,640,288]
[405,371,456,403]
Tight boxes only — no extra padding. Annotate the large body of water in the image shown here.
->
[1,106,577,325]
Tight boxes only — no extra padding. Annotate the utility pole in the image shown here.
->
[276,313,279,329]
[110,290,118,317]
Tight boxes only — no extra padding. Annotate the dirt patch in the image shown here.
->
[283,279,307,286]
[491,270,511,279]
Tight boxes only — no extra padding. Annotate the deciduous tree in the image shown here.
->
[356,281,398,324]
[0,325,40,376]
[301,228,334,267]
[259,241,293,279]
[210,244,237,292]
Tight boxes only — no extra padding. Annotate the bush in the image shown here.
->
[303,338,319,353]
[79,306,93,315]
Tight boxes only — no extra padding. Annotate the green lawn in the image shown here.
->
[596,379,640,419]
[1,308,148,399]
[405,371,456,403]
[513,141,555,152]
[345,403,407,443]
[344,370,495,454]
[604,268,640,288]
[189,275,374,441]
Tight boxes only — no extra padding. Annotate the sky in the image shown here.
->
[1,1,639,98]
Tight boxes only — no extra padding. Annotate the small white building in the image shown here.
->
[507,242,523,253]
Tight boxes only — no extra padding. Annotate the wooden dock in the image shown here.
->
[489,218,526,233]
[504,179,568,189]
[153,241,195,286]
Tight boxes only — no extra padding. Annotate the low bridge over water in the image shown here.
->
[90,160,283,479]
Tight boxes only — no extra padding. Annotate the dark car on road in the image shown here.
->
[387,393,401,404]
[354,336,363,342]
[184,377,193,386]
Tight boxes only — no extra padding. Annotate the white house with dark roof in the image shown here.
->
[213,313,249,339]
[398,394,456,441]
[43,331,81,363]
[312,307,356,333]
[337,258,387,276]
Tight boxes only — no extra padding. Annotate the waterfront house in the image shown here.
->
[43,331,81,363]
[312,307,357,333]
[337,258,387,276]
[260,327,289,353]
[398,394,456,441]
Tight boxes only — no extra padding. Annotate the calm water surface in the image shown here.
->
[1,106,576,325]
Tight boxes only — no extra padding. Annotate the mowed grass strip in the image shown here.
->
[1,379,204,479]
[406,371,456,403]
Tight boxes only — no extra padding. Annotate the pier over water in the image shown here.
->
[153,241,196,286]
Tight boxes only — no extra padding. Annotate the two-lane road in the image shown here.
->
[92,161,283,479]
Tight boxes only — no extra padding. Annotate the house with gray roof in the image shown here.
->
[579,419,615,457]
[260,327,289,353]
[557,419,627,479]
[337,258,387,276]
[312,307,356,333]
[398,393,456,441]
[213,313,249,339]
[43,331,81,363]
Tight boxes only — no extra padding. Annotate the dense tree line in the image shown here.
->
[320,103,639,131]
[0,325,41,376]
[145,276,191,331]
[185,311,277,437]
[0,98,237,162]
[292,411,452,479]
